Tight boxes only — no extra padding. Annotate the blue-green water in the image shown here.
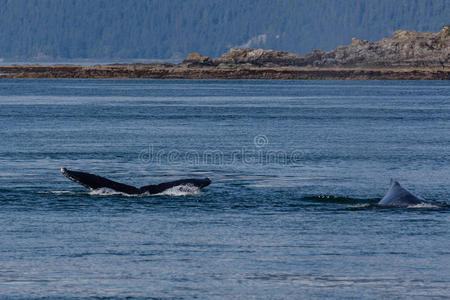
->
[0,79,449,299]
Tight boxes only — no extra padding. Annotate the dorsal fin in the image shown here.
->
[379,180,424,207]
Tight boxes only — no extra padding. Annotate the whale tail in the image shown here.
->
[61,168,211,195]
[61,168,140,194]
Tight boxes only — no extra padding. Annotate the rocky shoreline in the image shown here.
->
[0,65,448,80]
[1,27,449,80]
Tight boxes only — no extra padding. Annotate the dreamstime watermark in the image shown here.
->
[138,135,304,166]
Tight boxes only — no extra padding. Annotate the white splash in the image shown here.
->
[156,184,201,196]
[236,34,268,48]
[407,202,439,209]
[89,188,131,196]
[89,185,201,197]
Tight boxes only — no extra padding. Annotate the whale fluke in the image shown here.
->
[378,180,425,207]
[61,168,211,195]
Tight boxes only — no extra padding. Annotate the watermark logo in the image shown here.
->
[253,134,269,148]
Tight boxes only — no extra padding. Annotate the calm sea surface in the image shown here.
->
[0,79,449,299]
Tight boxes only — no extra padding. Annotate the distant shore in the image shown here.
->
[1,27,449,80]
[0,64,449,80]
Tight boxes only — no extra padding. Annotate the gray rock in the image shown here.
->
[182,26,450,68]
[315,26,450,68]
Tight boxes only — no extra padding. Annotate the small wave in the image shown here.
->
[347,203,372,210]
[302,195,377,205]
[37,190,76,195]
[155,184,201,196]
[407,202,440,209]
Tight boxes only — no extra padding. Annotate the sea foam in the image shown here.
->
[89,184,201,197]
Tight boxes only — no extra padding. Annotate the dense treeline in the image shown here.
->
[0,0,448,60]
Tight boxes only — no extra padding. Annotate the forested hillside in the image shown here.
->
[0,0,448,60]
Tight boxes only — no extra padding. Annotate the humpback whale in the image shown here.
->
[61,168,211,195]
[378,180,426,207]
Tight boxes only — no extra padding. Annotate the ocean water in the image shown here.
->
[0,79,449,299]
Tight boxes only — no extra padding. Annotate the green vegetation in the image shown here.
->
[0,0,448,59]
